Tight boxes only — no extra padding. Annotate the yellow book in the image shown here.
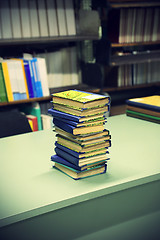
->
[1,62,14,102]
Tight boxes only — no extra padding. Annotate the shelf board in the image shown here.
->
[102,82,160,93]
[108,0,160,8]
[111,41,160,48]
[0,96,52,107]
[110,50,160,66]
[0,35,100,46]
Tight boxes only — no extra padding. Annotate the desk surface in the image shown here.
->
[0,114,160,227]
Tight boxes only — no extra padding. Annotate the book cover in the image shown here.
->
[19,0,31,38]
[53,103,109,117]
[56,0,67,36]
[48,108,105,123]
[23,59,37,97]
[56,133,111,146]
[126,95,160,112]
[51,154,107,171]
[55,147,109,167]
[36,58,49,96]
[53,118,105,135]
[31,58,43,97]
[52,89,110,109]
[64,0,76,35]
[126,105,160,118]
[0,0,12,39]
[53,116,106,128]
[1,62,14,101]
[56,135,111,152]
[0,63,8,102]
[28,0,40,37]
[126,109,160,124]
[55,127,110,141]
[46,0,58,36]
[37,0,49,37]
[26,114,38,131]
[55,142,109,159]
[21,102,42,130]
[53,160,107,180]
[10,0,22,39]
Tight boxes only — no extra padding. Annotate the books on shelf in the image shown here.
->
[110,61,160,88]
[0,57,50,103]
[48,89,111,180]
[0,0,77,40]
[26,114,38,131]
[126,95,160,124]
[108,6,160,44]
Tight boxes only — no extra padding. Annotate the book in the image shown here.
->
[19,0,31,38]
[55,147,109,167]
[26,114,38,131]
[0,0,12,39]
[53,118,105,135]
[1,62,14,101]
[48,108,106,123]
[21,102,42,130]
[56,133,111,146]
[64,0,76,35]
[126,95,160,112]
[126,109,160,124]
[126,105,160,118]
[53,116,106,127]
[23,60,35,98]
[28,0,40,37]
[37,0,49,37]
[41,114,53,130]
[36,58,49,96]
[52,90,110,109]
[52,155,107,180]
[55,142,109,159]
[55,127,110,141]
[53,103,109,117]
[30,58,43,97]
[51,154,107,171]
[10,0,22,39]
[56,0,67,36]
[46,0,58,37]
[0,63,8,102]
[56,135,111,152]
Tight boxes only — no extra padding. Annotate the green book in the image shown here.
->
[0,63,8,103]
[126,109,160,124]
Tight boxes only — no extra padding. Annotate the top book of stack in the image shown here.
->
[52,90,110,109]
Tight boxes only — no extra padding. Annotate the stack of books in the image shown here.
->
[48,89,111,180]
[126,95,160,124]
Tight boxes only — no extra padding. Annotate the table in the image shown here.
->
[0,115,160,239]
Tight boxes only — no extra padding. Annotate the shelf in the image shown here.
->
[0,35,100,46]
[111,41,160,48]
[108,0,160,8]
[110,50,160,66]
[0,96,52,107]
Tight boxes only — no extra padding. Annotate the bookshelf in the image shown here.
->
[0,0,100,114]
[88,0,160,108]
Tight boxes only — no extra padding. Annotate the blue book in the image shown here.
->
[53,116,106,128]
[23,59,37,97]
[31,58,43,98]
[48,108,105,123]
[53,118,105,135]
[23,60,34,98]
[55,142,109,159]
[51,154,107,180]
[55,146,109,167]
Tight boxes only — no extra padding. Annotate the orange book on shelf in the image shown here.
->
[1,62,14,102]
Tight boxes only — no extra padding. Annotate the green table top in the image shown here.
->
[0,114,160,227]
